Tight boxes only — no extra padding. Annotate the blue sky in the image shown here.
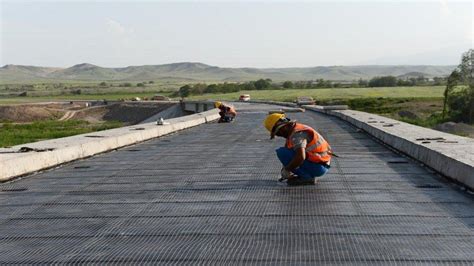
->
[1,0,472,68]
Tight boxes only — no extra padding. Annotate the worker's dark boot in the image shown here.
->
[287,177,316,186]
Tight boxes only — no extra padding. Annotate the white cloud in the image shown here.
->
[106,18,133,35]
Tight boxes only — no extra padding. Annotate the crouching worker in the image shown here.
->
[263,113,332,186]
[215,101,237,123]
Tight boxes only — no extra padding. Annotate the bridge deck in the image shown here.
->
[1,103,473,264]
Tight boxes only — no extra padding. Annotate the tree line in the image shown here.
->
[367,76,445,87]
[177,76,447,98]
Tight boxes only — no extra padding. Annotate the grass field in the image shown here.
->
[0,80,181,104]
[0,120,123,147]
[0,86,444,105]
[187,86,445,102]
[0,91,175,105]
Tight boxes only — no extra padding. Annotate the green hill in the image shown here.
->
[0,62,456,83]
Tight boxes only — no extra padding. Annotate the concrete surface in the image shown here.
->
[0,102,473,264]
[305,106,474,190]
[0,109,220,182]
[140,104,187,124]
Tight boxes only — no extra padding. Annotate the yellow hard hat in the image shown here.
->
[263,113,286,133]
[214,101,222,108]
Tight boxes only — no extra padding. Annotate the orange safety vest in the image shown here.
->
[220,105,237,116]
[285,123,332,164]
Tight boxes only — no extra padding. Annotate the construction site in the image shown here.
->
[0,101,182,124]
[0,101,473,264]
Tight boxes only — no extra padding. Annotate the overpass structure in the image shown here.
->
[0,102,473,264]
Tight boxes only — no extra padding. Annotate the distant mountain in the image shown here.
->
[0,64,63,82]
[0,62,456,83]
[397,72,430,79]
[49,63,121,80]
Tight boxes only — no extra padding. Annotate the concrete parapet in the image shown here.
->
[319,105,349,110]
[0,109,220,182]
[304,105,474,190]
[249,100,298,108]
[182,101,216,113]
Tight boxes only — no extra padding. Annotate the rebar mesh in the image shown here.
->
[0,103,473,265]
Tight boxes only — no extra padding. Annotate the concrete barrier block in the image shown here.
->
[303,105,349,113]
[304,106,474,190]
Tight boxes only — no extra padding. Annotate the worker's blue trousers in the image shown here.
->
[276,147,330,179]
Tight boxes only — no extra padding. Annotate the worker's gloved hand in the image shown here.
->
[280,167,294,181]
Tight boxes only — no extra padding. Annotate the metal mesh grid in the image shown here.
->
[0,102,473,265]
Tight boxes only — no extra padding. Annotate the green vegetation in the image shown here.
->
[319,97,448,127]
[0,91,175,105]
[178,85,191,98]
[187,86,444,102]
[398,114,448,128]
[319,97,415,113]
[0,120,123,147]
[176,75,445,98]
[0,80,185,99]
[368,76,398,87]
[442,49,473,123]
[367,75,437,87]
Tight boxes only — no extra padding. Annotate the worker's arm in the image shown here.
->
[284,147,306,172]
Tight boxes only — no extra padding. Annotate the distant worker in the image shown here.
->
[215,101,237,123]
[263,113,332,186]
